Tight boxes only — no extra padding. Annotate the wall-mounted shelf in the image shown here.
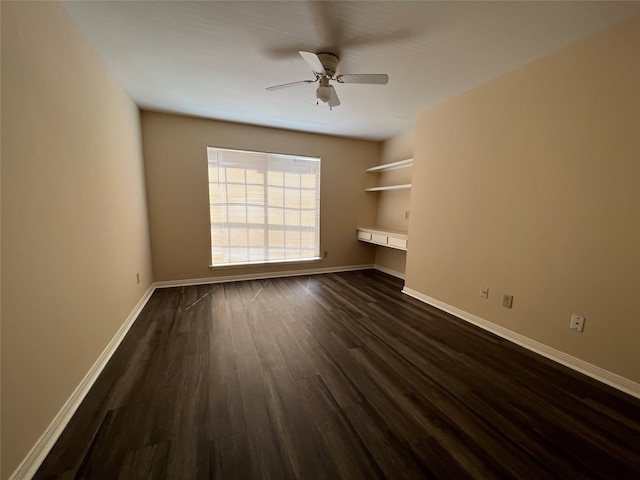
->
[366,158,413,173]
[365,184,412,192]
[357,227,408,251]
[366,158,413,192]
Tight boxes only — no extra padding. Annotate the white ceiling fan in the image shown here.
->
[266,51,389,109]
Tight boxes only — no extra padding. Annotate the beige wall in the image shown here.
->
[407,16,640,383]
[1,2,154,477]
[141,111,379,282]
[373,129,414,276]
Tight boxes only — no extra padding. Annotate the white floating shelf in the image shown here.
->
[366,158,413,173]
[365,184,412,192]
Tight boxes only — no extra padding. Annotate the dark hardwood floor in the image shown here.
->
[35,270,640,479]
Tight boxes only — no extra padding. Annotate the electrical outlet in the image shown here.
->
[323,250,328,258]
[481,286,489,298]
[570,314,585,332]
[502,294,513,308]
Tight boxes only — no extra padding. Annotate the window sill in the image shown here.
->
[209,257,322,270]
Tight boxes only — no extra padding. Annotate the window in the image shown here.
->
[207,147,321,267]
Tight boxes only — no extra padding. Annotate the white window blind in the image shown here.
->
[207,147,321,267]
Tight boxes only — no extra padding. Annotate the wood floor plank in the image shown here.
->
[316,332,427,445]
[164,352,211,480]
[210,432,253,479]
[342,402,432,479]
[73,409,128,480]
[296,375,385,480]
[245,308,288,373]
[348,344,512,479]
[33,270,640,479]
[265,309,318,380]
[234,347,294,479]
[209,329,246,439]
[290,320,364,409]
[209,284,231,334]
[264,367,341,479]
[117,441,170,480]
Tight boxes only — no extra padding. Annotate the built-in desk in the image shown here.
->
[357,227,408,251]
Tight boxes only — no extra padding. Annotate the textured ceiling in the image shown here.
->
[61,1,640,141]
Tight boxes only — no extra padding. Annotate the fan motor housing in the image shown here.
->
[317,52,339,77]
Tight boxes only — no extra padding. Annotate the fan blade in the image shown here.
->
[266,79,315,91]
[328,86,340,108]
[336,74,389,85]
[299,51,325,75]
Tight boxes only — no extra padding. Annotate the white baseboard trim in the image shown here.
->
[373,264,405,280]
[402,287,640,400]
[9,285,156,480]
[153,264,375,288]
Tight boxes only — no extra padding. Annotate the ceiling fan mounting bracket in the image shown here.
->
[317,52,339,77]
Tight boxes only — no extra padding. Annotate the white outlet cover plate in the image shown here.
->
[570,314,585,332]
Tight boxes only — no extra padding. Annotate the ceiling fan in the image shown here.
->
[266,51,389,109]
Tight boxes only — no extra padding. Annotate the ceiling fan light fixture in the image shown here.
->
[316,85,333,103]
[316,77,332,103]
